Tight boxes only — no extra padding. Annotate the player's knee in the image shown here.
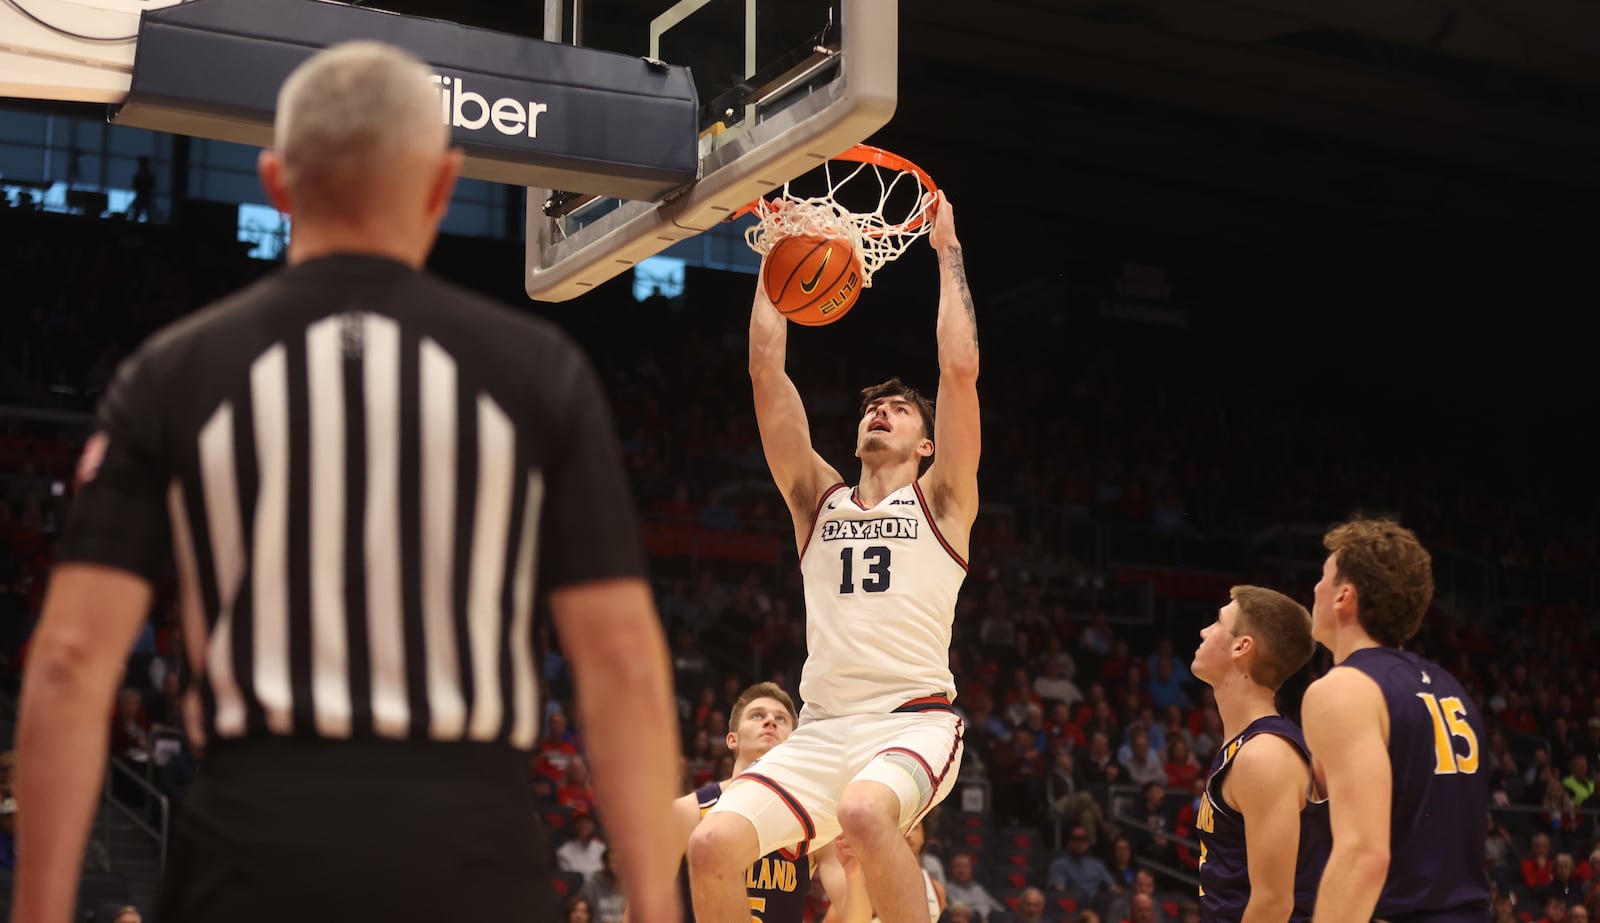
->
[837,782,901,842]
[687,815,759,875]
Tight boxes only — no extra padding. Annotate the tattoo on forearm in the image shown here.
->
[944,246,979,335]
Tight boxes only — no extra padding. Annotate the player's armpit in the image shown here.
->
[1229,734,1307,923]
[670,790,705,863]
[1303,667,1391,923]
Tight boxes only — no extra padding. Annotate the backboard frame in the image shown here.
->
[526,0,897,303]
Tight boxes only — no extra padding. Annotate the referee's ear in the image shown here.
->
[425,148,465,225]
[258,149,293,216]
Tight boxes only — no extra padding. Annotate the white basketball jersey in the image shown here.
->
[798,481,965,719]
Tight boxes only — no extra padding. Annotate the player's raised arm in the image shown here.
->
[1304,667,1392,923]
[921,191,981,535]
[1230,735,1307,923]
[748,259,843,543]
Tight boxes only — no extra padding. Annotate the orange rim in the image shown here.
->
[731,143,938,231]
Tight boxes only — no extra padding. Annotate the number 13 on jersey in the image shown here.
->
[839,546,891,594]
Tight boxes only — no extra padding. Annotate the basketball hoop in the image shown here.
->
[737,144,937,289]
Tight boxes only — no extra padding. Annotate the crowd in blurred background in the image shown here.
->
[1,200,1596,923]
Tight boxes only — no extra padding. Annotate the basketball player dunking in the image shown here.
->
[1302,518,1490,923]
[1190,586,1329,923]
[687,190,979,923]
[666,683,852,923]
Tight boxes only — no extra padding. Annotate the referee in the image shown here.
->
[13,43,682,923]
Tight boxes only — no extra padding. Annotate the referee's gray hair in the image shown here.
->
[273,41,446,210]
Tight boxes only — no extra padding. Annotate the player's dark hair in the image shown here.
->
[860,378,936,444]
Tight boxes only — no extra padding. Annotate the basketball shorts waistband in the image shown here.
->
[893,693,955,714]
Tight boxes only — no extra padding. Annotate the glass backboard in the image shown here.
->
[526,0,896,302]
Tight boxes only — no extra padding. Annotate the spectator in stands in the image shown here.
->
[1004,666,1045,726]
[1127,782,1172,846]
[946,901,974,923]
[1047,751,1109,848]
[556,810,608,881]
[1133,706,1166,754]
[1113,878,1168,923]
[535,709,581,781]
[1080,731,1124,788]
[1047,825,1116,896]
[0,795,14,869]
[1035,652,1084,709]
[1190,709,1223,763]
[1084,700,1121,746]
[1171,778,1206,873]
[1541,775,1581,848]
[1537,893,1569,923]
[1491,751,1526,803]
[1527,833,1558,893]
[1484,812,1517,881]
[1158,705,1193,753]
[110,686,150,760]
[1527,747,1555,795]
[1107,835,1137,890]
[1570,905,1589,923]
[1017,887,1047,923]
[1117,728,1166,787]
[944,853,1005,922]
[1564,755,1595,809]
[1045,701,1088,753]
[1175,899,1199,923]
[1581,848,1600,895]
[1491,890,1519,923]
[1162,738,1201,789]
[557,756,597,815]
[1552,717,1585,770]
[1551,854,1584,908]
[1145,639,1192,710]
[128,157,156,222]
[562,895,594,923]
[578,845,626,923]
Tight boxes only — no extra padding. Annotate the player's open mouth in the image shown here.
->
[869,422,890,433]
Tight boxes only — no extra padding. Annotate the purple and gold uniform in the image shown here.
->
[1343,647,1490,923]
[1197,716,1331,923]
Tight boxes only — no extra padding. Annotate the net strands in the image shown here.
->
[745,155,935,289]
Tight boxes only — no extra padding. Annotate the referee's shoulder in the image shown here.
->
[122,274,283,373]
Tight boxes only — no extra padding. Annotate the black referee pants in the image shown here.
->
[156,736,554,923]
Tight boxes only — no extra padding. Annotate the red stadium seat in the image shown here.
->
[551,871,584,899]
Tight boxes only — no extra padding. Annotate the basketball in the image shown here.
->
[763,235,862,326]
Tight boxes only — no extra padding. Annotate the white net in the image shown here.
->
[744,154,935,288]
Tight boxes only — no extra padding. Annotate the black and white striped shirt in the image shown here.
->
[60,254,644,750]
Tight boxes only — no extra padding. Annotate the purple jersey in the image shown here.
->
[1197,716,1330,923]
[695,781,810,923]
[1342,648,1490,922]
